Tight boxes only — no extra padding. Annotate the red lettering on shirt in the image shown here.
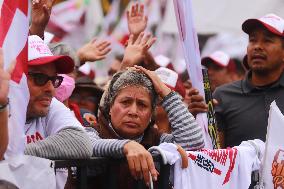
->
[26,132,44,144]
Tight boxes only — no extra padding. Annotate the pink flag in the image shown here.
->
[0,0,30,157]
[173,0,213,149]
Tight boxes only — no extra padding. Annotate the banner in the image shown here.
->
[0,0,30,157]
[261,101,284,189]
[173,0,213,149]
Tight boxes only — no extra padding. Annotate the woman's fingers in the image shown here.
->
[141,33,151,46]
[127,156,137,179]
[139,4,144,16]
[144,36,156,51]
[146,154,158,182]
[140,154,150,184]
[134,32,144,45]
[128,34,135,45]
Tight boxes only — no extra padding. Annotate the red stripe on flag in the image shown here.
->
[0,0,28,46]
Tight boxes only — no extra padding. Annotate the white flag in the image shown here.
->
[261,101,284,189]
[173,0,213,149]
[0,0,30,157]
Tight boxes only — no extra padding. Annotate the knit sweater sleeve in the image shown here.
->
[160,92,205,151]
[24,127,93,159]
[86,127,130,158]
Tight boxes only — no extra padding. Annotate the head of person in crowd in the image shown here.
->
[49,42,78,106]
[69,76,104,117]
[54,74,75,106]
[154,67,185,133]
[27,35,74,120]
[48,42,80,78]
[77,63,96,80]
[100,69,158,139]
[242,13,284,85]
[108,54,124,77]
[201,51,240,91]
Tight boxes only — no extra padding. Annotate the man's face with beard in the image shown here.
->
[247,27,284,76]
[27,63,57,119]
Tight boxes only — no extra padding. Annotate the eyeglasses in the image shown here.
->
[28,72,64,88]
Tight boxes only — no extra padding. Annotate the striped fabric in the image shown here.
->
[160,92,205,150]
[88,92,204,157]
[24,127,93,159]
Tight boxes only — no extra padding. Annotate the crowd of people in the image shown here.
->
[1,0,284,189]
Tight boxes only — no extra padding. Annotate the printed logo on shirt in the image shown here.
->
[188,148,238,185]
[26,132,44,144]
[271,149,284,189]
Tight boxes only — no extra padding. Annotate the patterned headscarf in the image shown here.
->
[100,69,158,124]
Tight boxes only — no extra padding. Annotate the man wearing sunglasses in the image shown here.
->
[24,35,92,187]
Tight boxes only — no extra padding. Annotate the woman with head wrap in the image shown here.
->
[87,65,204,188]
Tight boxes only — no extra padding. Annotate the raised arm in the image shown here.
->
[77,38,111,64]
[0,50,14,160]
[120,32,156,70]
[30,0,55,38]
[135,66,205,151]
[127,3,148,39]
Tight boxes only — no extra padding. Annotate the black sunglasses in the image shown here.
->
[28,72,64,88]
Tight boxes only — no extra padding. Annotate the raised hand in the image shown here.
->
[127,3,148,38]
[133,65,171,98]
[123,141,158,186]
[0,49,14,105]
[30,0,55,37]
[183,80,218,117]
[77,39,111,63]
[121,32,156,69]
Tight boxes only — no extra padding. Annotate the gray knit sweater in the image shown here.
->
[87,92,204,158]
[24,127,93,159]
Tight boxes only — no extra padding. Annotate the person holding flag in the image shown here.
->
[188,13,284,149]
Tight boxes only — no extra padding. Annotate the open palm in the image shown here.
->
[31,0,55,27]
[127,4,148,37]
[121,33,156,69]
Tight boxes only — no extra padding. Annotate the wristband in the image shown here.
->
[0,98,9,112]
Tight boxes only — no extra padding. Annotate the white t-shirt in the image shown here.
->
[25,98,82,143]
[157,140,264,189]
[25,98,83,189]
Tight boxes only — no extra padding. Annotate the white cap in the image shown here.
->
[28,35,74,74]
[242,13,284,37]
[78,63,91,75]
[28,35,53,61]
[202,51,230,67]
[154,55,171,67]
[155,67,178,88]
[44,31,55,44]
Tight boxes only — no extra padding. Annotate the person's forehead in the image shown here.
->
[249,26,279,38]
[117,86,151,98]
[204,60,224,69]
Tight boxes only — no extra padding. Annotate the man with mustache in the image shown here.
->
[188,13,284,148]
[25,35,92,158]
[24,35,92,188]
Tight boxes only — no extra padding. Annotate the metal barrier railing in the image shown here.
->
[54,154,170,189]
